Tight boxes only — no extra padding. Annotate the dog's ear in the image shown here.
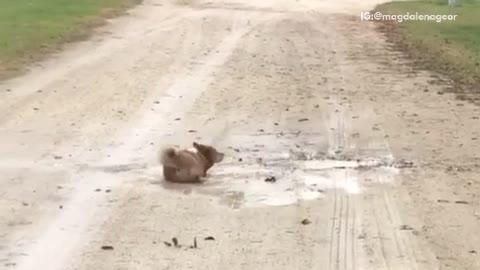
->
[215,152,225,163]
[193,142,199,147]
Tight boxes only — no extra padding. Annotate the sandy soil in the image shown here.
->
[1,0,480,269]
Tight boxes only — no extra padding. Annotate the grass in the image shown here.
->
[0,0,142,79]
[375,0,480,97]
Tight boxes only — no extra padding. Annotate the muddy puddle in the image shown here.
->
[156,150,410,209]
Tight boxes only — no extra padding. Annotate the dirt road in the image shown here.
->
[1,0,480,269]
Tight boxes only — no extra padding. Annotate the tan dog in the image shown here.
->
[159,142,224,183]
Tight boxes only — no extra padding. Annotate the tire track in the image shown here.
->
[373,201,390,269]
[351,199,356,270]
[344,194,350,270]
[329,190,356,270]
[336,191,344,269]
[308,12,442,270]
[329,185,338,270]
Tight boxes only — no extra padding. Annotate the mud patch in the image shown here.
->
[156,149,410,208]
[209,155,401,207]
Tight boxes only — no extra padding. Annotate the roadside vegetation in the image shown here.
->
[0,0,141,79]
[375,0,480,100]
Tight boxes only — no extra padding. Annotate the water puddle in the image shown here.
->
[155,152,405,208]
[207,157,399,208]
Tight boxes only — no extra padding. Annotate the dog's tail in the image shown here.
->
[159,147,178,167]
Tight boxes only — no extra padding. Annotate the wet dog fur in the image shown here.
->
[159,142,224,183]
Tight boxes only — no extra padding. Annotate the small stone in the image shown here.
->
[301,218,311,225]
[399,225,414,231]
[190,237,198,249]
[264,176,276,183]
[101,245,114,250]
[172,237,179,247]
[455,201,469,205]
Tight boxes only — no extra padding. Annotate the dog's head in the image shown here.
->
[193,142,224,163]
